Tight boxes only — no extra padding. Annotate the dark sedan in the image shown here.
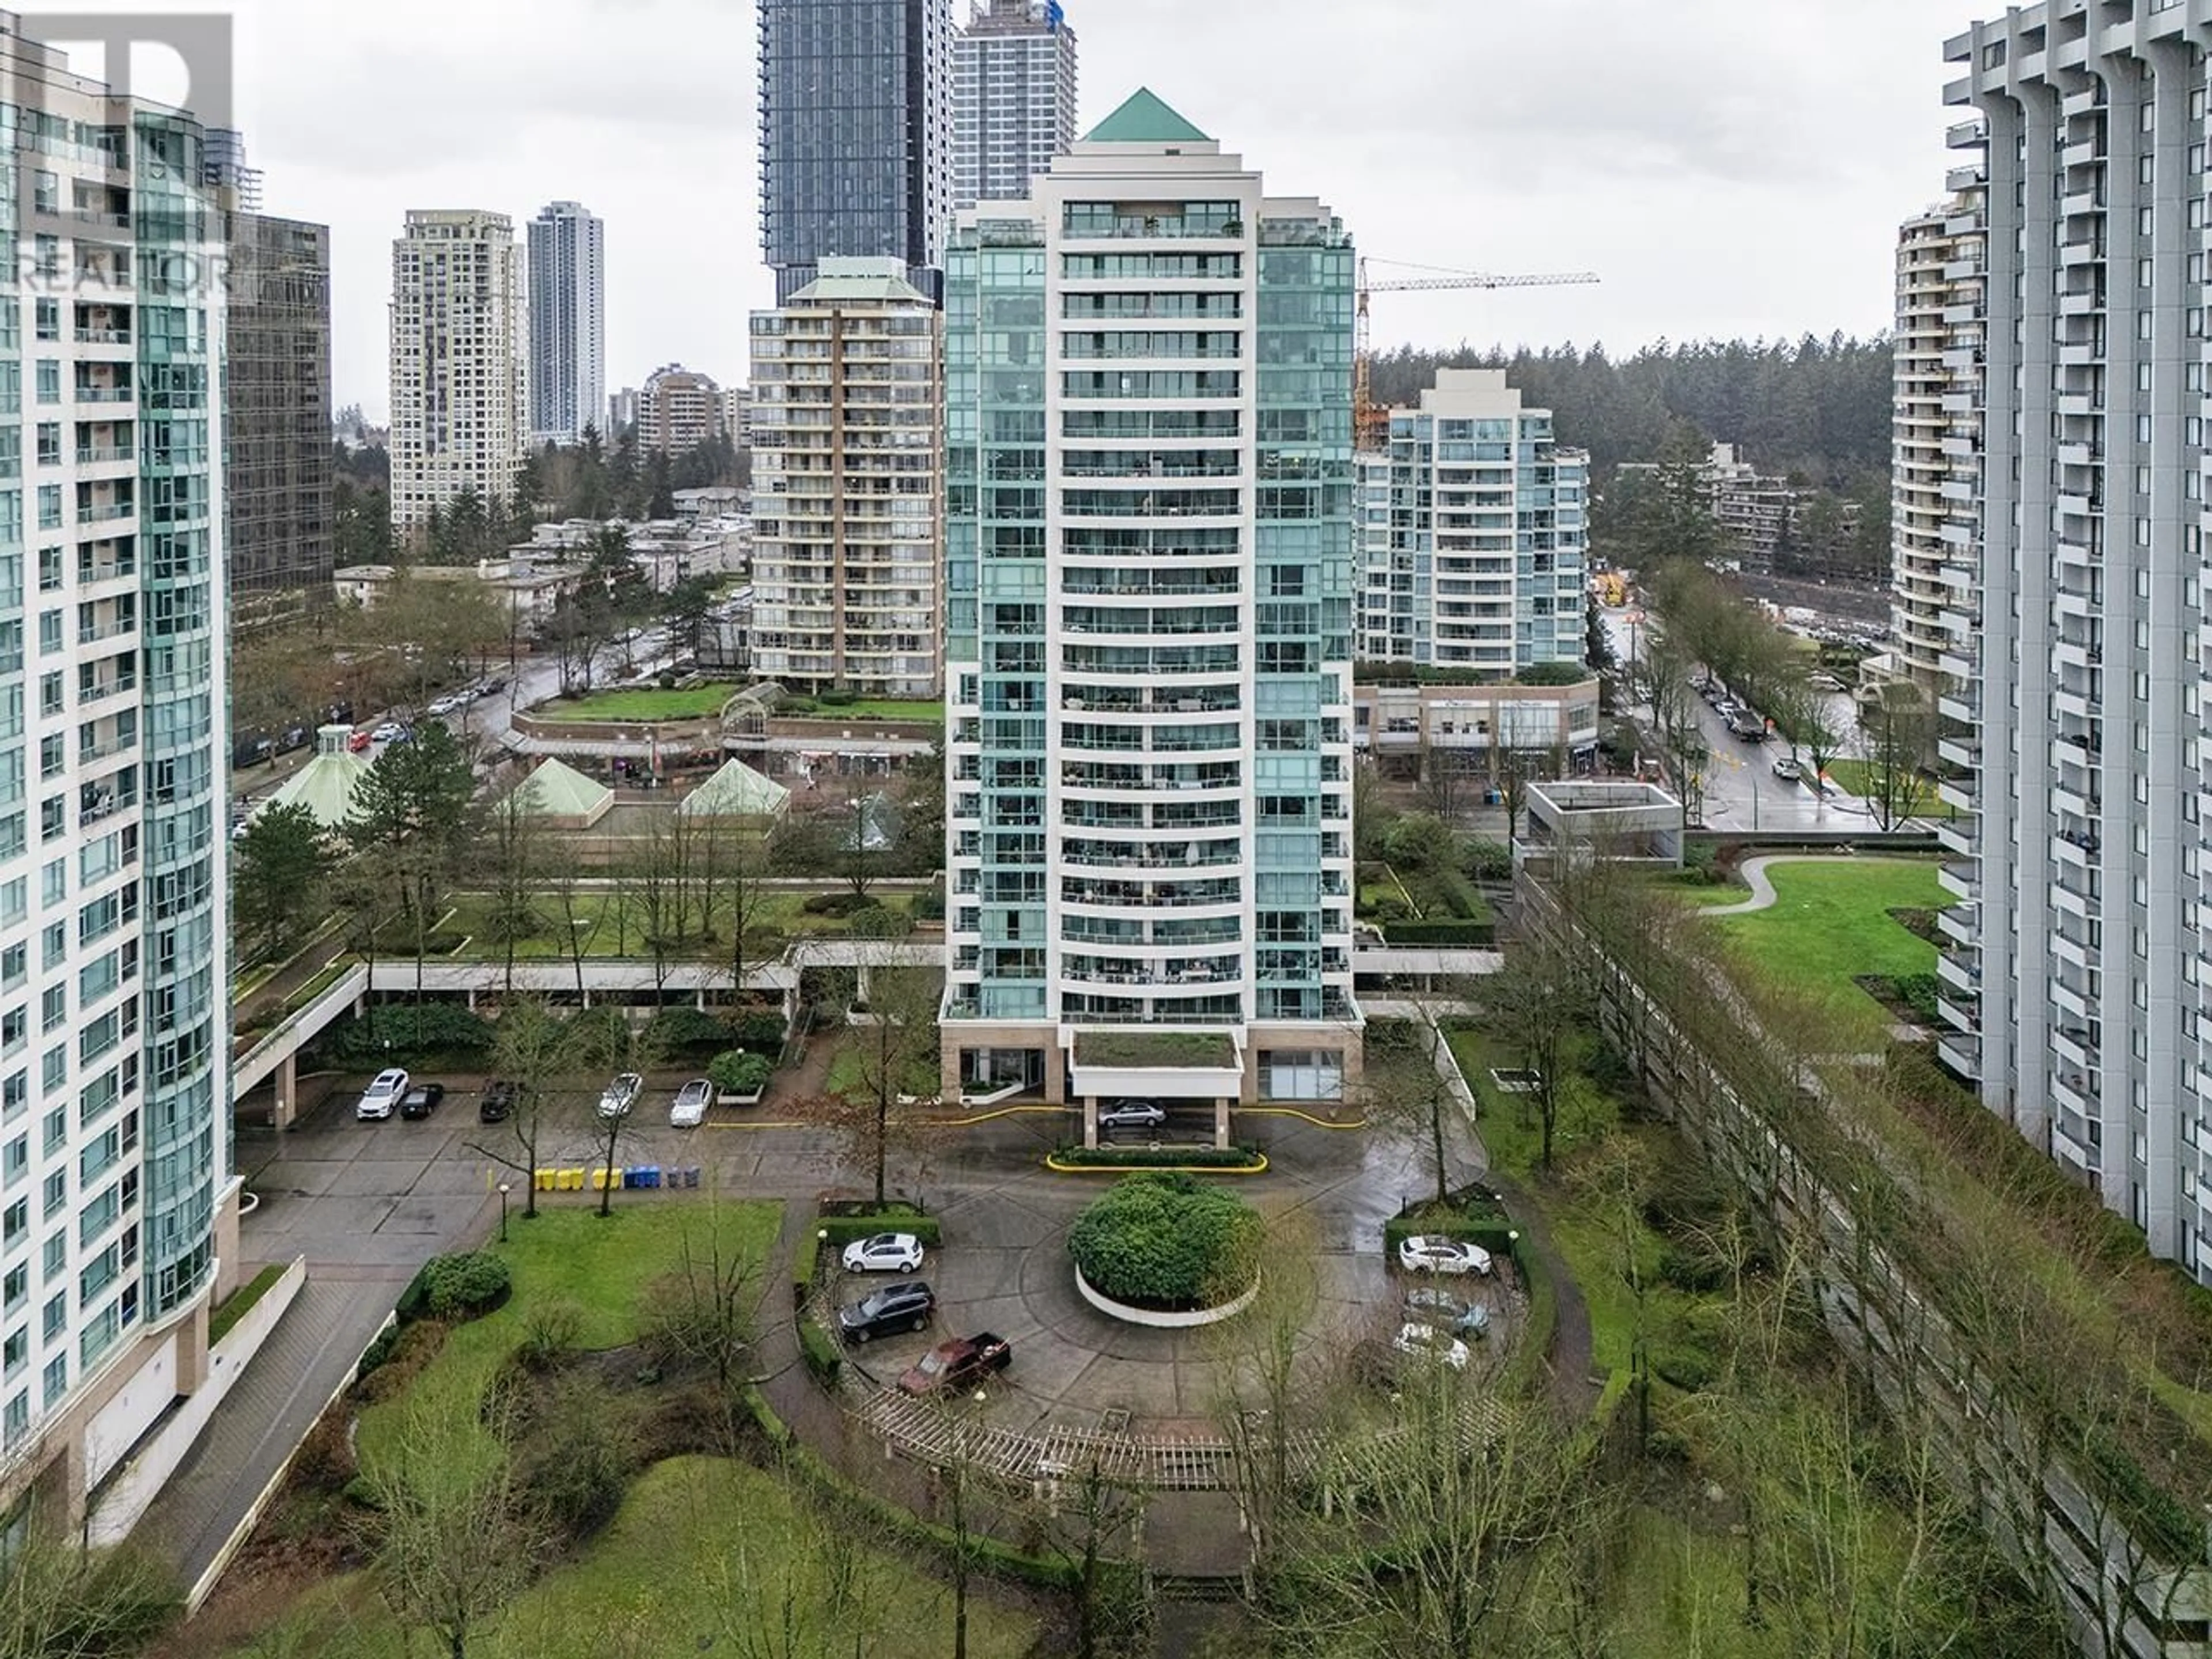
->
[399,1082,446,1120]
[479,1080,518,1124]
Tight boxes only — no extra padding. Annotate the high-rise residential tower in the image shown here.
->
[526,202,605,446]
[210,131,334,620]
[758,0,955,304]
[1889,197,1985,698]
[0,12,234,1532]
[1938,5,2212,1283]
[1355,370,1588,672]
[388,210,529,534]
[952,0,1078,210]
[748,260,942,696]
[638,363,724,456]
[938,90,1361,1129]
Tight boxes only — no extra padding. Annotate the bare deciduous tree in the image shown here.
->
[361,1400,534,1659]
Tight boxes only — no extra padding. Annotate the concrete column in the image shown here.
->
[856,965,872,1005]
[272,1052,298,1131]
[940,1043,964,1105]
[1083,1096,1099,1150]
[465,989,477,1013]
[1044,1042,1067,1106]
[1214,1097,1231,1152]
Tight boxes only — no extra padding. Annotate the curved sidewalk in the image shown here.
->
[1698,852,1929,918]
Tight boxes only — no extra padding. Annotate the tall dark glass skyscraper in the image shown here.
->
[758,0,953,305]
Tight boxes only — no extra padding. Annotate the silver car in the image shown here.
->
[597,1072,643,1120]
[669,1077,717,1128]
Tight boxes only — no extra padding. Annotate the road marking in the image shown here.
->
[1238,1108,1368,1131]
[925,1104,1069,1126]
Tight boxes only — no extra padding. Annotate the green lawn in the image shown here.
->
[1704,858,1947,1040]
[356,1202,782,1471]
[1821,758,1949,816]
[245,1457,1037,1658]
[536,686,734,722]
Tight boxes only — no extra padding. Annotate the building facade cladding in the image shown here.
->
[388,210,529,533]
[223,212,334,607]
[1942,2,2212,1284]
[1355,369,1588,673]
[938,110,1361,1105]
[525,202,606,446]
[0,15,235,1520]
[747,261,942,698]
[759,0,954,305]
[1890,198,1986,696]
[638,364,724,456]
[952,0,1078,211]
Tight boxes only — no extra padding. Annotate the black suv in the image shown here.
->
[479,1080,519,1124]
[837,1281,937,1344]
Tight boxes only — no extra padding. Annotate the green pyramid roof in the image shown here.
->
[1085,88,1209,145]
[508,757,614,824]
[679,757,791,820]
[259,726,370,830]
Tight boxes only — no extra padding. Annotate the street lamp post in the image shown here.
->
[497,1181,512,1244]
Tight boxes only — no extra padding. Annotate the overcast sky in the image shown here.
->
[41,0,1988,422]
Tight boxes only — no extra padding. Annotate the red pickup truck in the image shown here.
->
[897,1332,1013,1396]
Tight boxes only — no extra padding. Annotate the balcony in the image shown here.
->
[1937,859,1979,903]
[74,446,130,466]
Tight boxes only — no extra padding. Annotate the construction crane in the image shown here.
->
[1355,257,1602,452]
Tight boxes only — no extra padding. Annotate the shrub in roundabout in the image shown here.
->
[1066,1172,1262,1312]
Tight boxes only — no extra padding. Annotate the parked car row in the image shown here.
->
[357,1071,743,1127]
[823,1233,1016,1396]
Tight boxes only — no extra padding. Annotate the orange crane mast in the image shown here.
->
[1355,257,1601,452]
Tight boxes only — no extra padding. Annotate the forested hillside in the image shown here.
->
[1370,335,1891,486]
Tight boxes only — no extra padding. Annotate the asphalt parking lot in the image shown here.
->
[249,1069,1497,1437]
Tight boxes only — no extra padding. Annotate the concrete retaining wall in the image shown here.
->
[1074,1266,1258,1329]
[86,1258,306,1548]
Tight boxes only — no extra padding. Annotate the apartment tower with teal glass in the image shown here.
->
[939,90,1362,1137]
[0,13,236,1537]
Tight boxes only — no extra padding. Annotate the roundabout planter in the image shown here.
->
[1074,1263,1258,1328]
[1065,1171,1264,1325]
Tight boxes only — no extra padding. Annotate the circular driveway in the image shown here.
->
[830,1111,1500,1434]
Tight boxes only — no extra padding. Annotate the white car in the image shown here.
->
[597,1071,643,1120]
[426,695,458,717]
[1393,1321,1471,1371]
[841,1232,926,1274]
[1772,756,1804,782]
[1397,1235,1494,1277]
[370,721,406,743]
[355,1066,410,1122]
[669,1077,717,1128]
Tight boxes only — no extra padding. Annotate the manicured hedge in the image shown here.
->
[1067,1173,1260,1309]
[643,1006,732,1054]
[1380,918,1498,948]
[1051,1145,1264,1171]
[798,1319,842,1387]
[707,1050,773,1096]
[317,1003,496,1063]
[812,1211,944,1250]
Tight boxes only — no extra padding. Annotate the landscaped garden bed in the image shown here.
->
[1066,1172,1260,1324]
[1046,1144,1266,1173]
[1070,1029,1236,1070]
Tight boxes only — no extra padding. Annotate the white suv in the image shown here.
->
[356,1067,410,1122]
[1397,1234,1494,1277]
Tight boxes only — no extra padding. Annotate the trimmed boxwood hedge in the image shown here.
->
[1379,918,1498,947]
[1066,1172,1260,1311]
[1051,1145,1264,1171]
[813,1212,944,1250]
[798,1319,842,1387]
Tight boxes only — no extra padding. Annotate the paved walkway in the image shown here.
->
[1697,851,1927,917]
[134,1274,408,1588]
